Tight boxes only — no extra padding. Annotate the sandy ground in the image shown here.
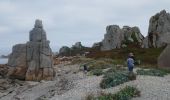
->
[0,64,170,100]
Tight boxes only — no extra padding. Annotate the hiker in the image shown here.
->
[83,64,88,74]
[127,53,135,72]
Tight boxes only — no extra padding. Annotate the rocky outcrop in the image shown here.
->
[143,10,170,48]
[122,26,144,44]
[101,25,124,50]
[92,42,102,50]
[7,19,55,81]
[101,25,144,51]
[72,42,83,49]
[7,44,27,80]
[59,46,71,56]
[158,33,170,68]
[59,42,88,56]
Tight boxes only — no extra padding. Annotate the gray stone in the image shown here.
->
[7,19,55,81]
[30,19,47,42]
[101,25,144,51]
[101,25,124,51]
[160,32,170,44]
[8,44,27,67]
[7,44,27,80]
[72,42,83,49]
[142,36,149,48]
[146,10,170,48]
[35,19,43,28]
[158,45,170,68]
[122,26,144,43]
[59,46,71,56]
[59,42,87,56]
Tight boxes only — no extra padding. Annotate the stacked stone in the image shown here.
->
[7,20,55,81]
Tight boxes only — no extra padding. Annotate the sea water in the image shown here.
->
[0,58,8,64]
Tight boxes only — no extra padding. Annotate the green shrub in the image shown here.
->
[86,86,140,100]
[100,71,129,89]
[112,86,140,100]
[91,69,103,76]
[137,69,168,77]
[71,57,93,65]
[88,60,114,70]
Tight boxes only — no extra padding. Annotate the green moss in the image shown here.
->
[100,71,130,89]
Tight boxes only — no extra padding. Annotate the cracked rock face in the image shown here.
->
[101,25,124,51]
[144,10,170,48]
[7,19,55,81]
[101,25,144,51]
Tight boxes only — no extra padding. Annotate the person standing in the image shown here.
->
[127,53,135,72]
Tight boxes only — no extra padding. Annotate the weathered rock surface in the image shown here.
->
[101,25,123,50]
[142,36,149,48]
[158,33,170,68]
[143,10,170,48]
[101,25,144,51]
[158,45,170,68]
[72,42,83,49]
[7,19,55,81]
[122,26,144,44]
[7,44,27,80]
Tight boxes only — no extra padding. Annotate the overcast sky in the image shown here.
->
[0,0,170,55]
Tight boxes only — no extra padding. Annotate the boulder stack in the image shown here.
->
[143,10,170,48]
[7,19,55,81]
[101,25,144,51]
[58,42,88,56]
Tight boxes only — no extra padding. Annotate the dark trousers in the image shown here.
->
[128,67,133,72]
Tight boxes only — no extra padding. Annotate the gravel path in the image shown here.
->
[50,66,170,100]
[1,64,170,100]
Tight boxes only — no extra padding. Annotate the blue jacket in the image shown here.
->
[127,58,134,68]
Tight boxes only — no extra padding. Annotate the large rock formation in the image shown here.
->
[59,46,71,56]
[58,42,88,56]
[7,19,55,81]
[101,25,144,51]
[143,10,170,48]
[158,33,170,68]
[72,42,83,49]
[101,25,124,50]
[92,42,102,50]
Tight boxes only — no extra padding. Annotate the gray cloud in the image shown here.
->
[0,0,170,55]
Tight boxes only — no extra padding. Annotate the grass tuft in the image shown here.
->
[137,69,168,77]
[86,86,140,100]
[100,71,134,89]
